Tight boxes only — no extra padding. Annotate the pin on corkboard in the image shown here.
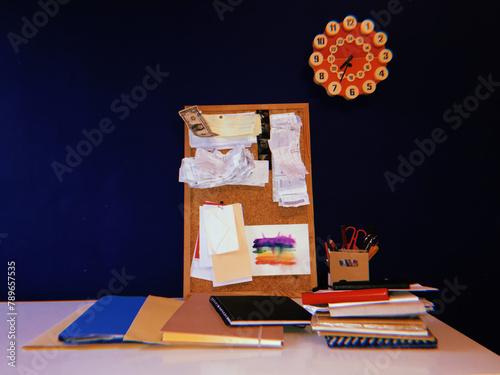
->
[182,103,316,298]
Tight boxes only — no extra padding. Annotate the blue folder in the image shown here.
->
[58,295,147,344]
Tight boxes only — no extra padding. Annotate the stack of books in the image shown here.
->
[301,288,438,349]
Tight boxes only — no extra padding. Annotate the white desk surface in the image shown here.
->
[2,300,499,375]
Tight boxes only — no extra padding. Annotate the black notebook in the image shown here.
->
[209,295,312,326]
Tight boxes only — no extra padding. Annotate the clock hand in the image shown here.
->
[339,55,354,70]
[339,55,353,82]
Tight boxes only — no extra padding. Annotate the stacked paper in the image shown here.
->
[302,289,438,349]
[190,202,253,287]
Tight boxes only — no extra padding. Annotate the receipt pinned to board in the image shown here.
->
[268,113,310,207]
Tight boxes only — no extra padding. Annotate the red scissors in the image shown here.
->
[345,226,367,249]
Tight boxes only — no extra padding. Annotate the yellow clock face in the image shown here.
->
[309,15,392,100]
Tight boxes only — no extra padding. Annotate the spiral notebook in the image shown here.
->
[323,331,438,349]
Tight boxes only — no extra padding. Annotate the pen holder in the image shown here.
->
[330,250,369,282]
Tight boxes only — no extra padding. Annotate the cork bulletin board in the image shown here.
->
[182,103,316,298]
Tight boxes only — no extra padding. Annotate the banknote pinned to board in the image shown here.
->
[179,106,218,137]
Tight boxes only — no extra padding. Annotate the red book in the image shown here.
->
[301,288,389,305]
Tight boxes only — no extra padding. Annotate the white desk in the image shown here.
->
[2,301,499,375]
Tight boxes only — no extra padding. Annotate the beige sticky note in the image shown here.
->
[211,203,253,285]
[204,113,261,137]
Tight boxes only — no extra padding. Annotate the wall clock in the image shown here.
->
[309,15,392,100]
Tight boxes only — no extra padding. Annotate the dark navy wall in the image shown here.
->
[1,0,499,354]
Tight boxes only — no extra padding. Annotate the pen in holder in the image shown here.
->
[327,225,379,283]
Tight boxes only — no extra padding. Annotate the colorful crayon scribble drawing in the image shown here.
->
[252,233,296,266]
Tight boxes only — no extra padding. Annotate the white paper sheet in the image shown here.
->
[189,132,256,150]
[245,224,311,276]
[201,205,239,255]
[190,236,213,281]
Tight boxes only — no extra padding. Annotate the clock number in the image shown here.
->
[378,49,393,63]
[357,70,365,79]
[336,37,345,46]
[363,43,371,52]
[373,32,388,47]
[330,65,338,73]
[374,67,389,81]
[314,69,329,84]
[362,80,376,94]
[361,19,375,35]
[327,81,342,96]
[355,36,364,45]
[345,85,359,100]
[343,15,357,31]
[313,34,327,49]
[366,53,374,62]
[346,34,355,43]
[309,52,324,67]
[326,21,340,36]
[329,45,337,53]
[327,55,335,63]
